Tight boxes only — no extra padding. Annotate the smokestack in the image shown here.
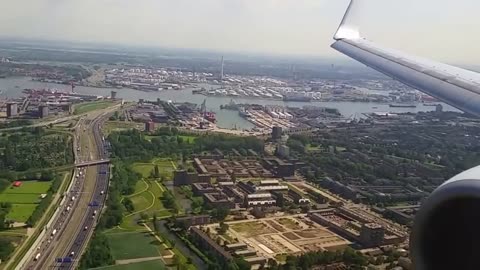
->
[220,56,224,81]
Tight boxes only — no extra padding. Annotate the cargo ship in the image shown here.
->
[389,103,417,108]
[204,112,216,123]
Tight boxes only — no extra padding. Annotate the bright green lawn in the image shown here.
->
[3,181,51,194]
[0,194,41,204]
[131,160,175,180]
[131,163,154,178]
[6,204,38,222]
[178,135,196,144]
[133,180,148,194]
[0,181,53,222]
[92,260,165,270]
[130,191,154,212]
[128,180,168,216]
[105,231,162,260]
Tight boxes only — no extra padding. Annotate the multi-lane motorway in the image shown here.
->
[21,108,114,270]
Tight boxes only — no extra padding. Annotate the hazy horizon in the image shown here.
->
[1,0,479,64]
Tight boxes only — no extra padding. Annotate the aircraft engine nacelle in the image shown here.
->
[411,165,480,270]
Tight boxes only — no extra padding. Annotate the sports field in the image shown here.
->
[92,260,165,270]
[106,231,163,260]
[0,180,52,222]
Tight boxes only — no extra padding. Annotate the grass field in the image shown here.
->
[131,159,175,180]
[104,121,143,135]
[3,181,51,194]
[131,164,155,178]
[7,204,38,221]
[178,135,196,144]
[0,193,42,204]
[74,100,116,115]
[127,180,169,217]
[306,144,322,152]
[230,221,275,237]
[120,178,170,230]
[0,180,52,222]
[106,231,163,260]
[92,260,165,270]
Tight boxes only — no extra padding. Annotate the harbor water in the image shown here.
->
[0,77,459,130]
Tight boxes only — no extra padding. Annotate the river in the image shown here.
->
[0,77,459,130]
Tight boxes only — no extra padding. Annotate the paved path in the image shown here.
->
[157,220,207,269]
[142,223,174,260]
[115,256,164,265]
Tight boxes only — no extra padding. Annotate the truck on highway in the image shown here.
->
[51,229,57,236]
[34,253,41,261]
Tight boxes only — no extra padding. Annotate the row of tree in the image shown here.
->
[26,173,61,226]
[274,248,369,270]
[108,129,264,162]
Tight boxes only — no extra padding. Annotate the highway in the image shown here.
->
[22,108,113,270]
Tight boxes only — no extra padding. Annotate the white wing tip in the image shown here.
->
[334,26,361,40]
[333,0,361,40]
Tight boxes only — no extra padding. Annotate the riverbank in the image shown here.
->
[0,77,459,130]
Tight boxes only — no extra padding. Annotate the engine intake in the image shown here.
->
[411,166,480,270]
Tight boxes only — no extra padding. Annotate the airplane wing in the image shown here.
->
[331,0,480,117]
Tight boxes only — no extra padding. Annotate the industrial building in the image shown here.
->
[145,121,155,132]
[271,126,283,140]
[38,105,49,118]
[6,102,18,118]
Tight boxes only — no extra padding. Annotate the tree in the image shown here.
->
[0,237,14,260]
[140,212,149,221]
[219,222,229,234]
[154,165,160,178]
[122,198,134,212]
[153,214,158,232]
[234,257,250,270]
[172,255,180,269]
[211,207,230,221]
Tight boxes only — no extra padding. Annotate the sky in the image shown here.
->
[0,0,479,64]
